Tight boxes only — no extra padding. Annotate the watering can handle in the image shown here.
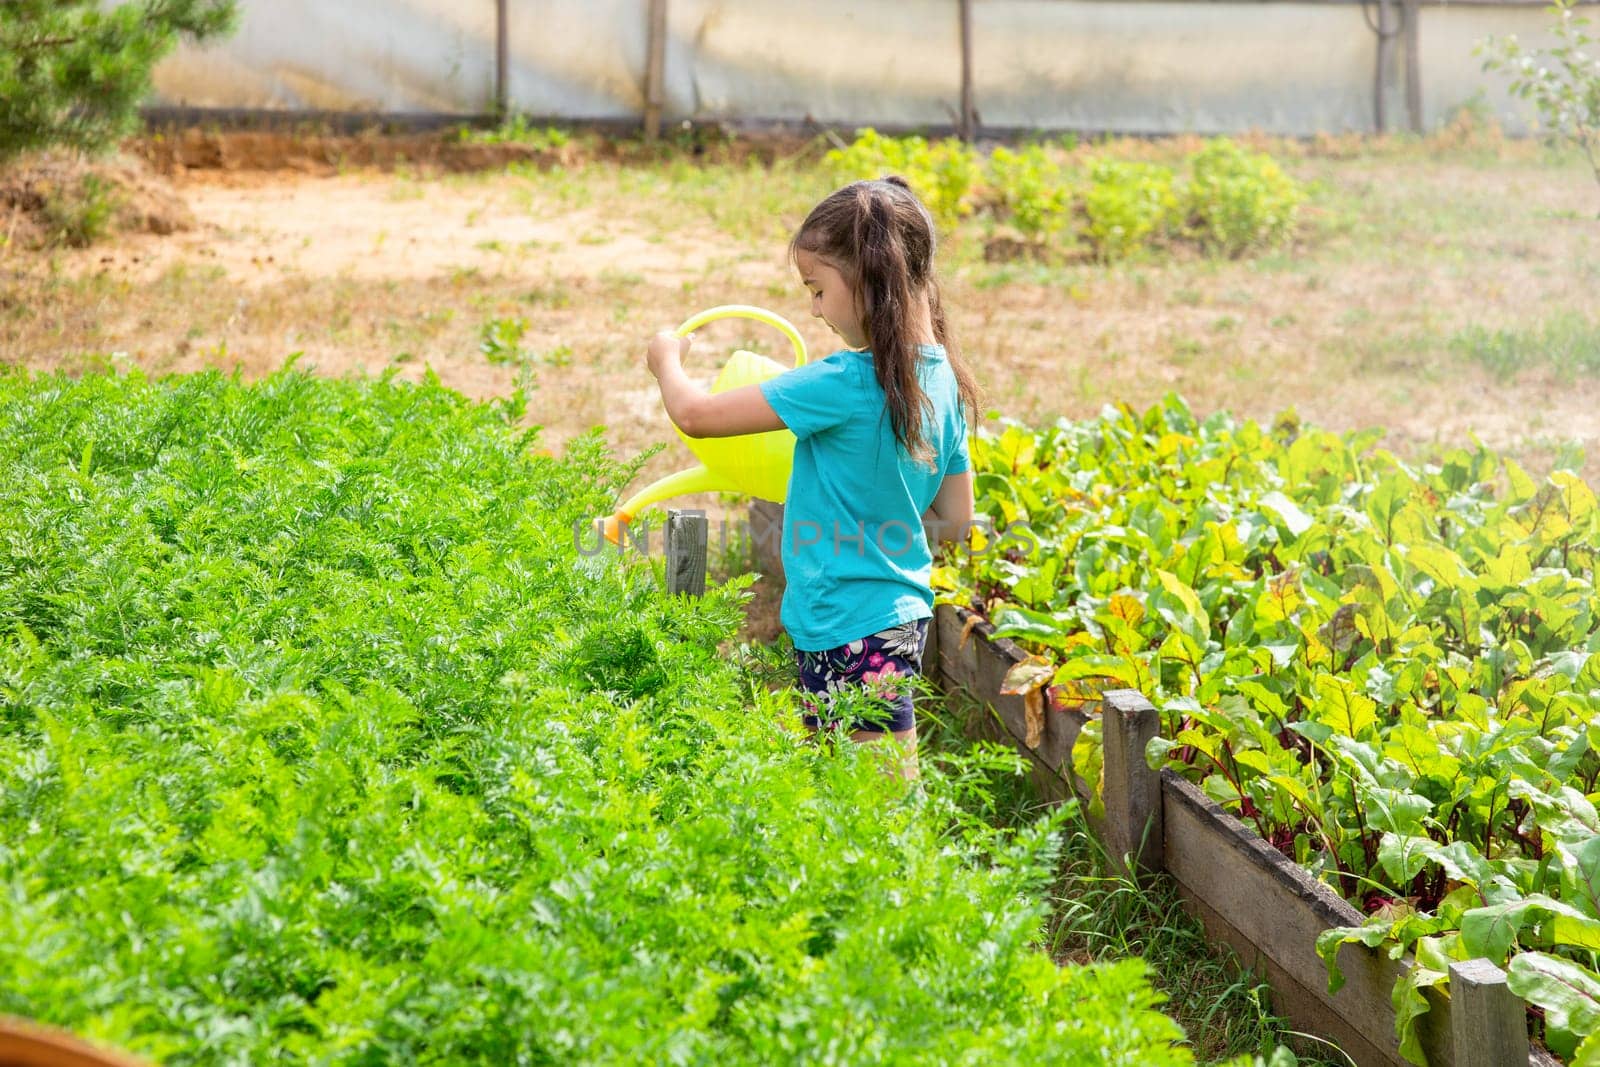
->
[674,305,808,368]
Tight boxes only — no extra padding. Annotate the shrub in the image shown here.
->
[1083,159,1178,262]
[987,144,1074,242]
[38,172,120,247]
[823,127,981,229]
[1480,0,1600,195]
[1183,138,1304,257]
[824,131,1306,263]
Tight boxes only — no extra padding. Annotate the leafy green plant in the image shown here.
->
[0,365,1226,1065]
[986,144,1074,244]
[819,130,1306,263]
[0,0,237,161]
[1083,159,1179,262]
[478,315,529,364]
[1481,0,1600,194]
[1184,139,1304,257]
[823,127,982,229]
[459,115,571,150]
[946,397,1600,1061]
[39,172,120,248]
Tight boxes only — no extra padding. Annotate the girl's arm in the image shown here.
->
[646,331,787,438]
[922,470,974,547]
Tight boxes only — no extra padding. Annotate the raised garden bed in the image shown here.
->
[923,601,1562,1067]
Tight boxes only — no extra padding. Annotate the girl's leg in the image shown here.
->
[797,620,927,780]
[847,725,919,781]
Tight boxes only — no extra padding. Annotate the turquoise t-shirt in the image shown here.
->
[758,344,969,651]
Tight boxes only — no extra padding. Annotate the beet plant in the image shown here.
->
[953,397,1600,1060]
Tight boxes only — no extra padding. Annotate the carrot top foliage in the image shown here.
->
[0,367,1215,1065]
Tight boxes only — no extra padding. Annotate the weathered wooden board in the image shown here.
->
[1163,772,1456,1066]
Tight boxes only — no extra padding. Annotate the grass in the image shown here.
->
[1449,311,1600,381]
[915,692,1351,1067]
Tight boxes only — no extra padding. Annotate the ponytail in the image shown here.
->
[857,182,933,463]
[791,177,982,467]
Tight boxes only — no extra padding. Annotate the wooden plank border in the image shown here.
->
[0,1018,151,1067]
[931,604,1090,806]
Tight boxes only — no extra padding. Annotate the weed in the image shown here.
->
[39,172,119,248]
[1449,312,1600,380]
[1085,159,1179,262]
[598,268,646,289]
[1184,139,1304,257]
[823,127,983,229]
[458,115,572,151]
[522,282,572,309]
[478,314,528,364]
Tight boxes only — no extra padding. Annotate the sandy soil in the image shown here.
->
[80,174,758,287]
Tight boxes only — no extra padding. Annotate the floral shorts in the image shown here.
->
[795,618,929,734]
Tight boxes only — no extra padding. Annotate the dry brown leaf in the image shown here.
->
[958,613,982,650]
[1000,655,1055,696]
[1023,687,1045,748]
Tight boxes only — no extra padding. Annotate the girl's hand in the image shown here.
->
[646,331,692,379]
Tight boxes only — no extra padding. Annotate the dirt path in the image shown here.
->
[83,173,750,288]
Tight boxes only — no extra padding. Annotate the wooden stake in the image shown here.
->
[958,0,976,142]
[644,0,668,140]
[1403,0,1424,134]
[1101,689,1164,878]
[1450,958,1530,1067]
[665,508,707,597]
[494,0,508,121]
[1374,0,1396,134]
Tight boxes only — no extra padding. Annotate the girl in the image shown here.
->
[645,176,979,770]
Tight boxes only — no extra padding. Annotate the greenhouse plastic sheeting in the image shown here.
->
[150,0,1558,134]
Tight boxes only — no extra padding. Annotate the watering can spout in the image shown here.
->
[594,305,808,547]
[599,464,730,545]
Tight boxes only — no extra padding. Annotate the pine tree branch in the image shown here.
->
[12,35,84,53]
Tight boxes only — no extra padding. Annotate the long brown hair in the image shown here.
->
[790,177,981,466]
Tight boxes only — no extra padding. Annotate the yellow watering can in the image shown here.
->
[599,304,807,544]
